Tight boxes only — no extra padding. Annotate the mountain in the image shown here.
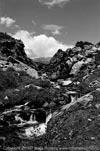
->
[33,57,51,64]
[0,32,100,150]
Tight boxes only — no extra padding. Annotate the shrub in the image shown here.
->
[0,69,18,90]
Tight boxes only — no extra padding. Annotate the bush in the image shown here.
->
[0,69,18,90]
[0,68,39,91]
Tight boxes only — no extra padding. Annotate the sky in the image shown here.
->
[0,0,99,58]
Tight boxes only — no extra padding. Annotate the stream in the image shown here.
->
[0,104,53,139]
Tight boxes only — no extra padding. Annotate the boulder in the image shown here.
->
[95,42,100,48]
[61,79,72,86]
[95,51,100,65]
[70,61,87,75]
[50,72,58,80]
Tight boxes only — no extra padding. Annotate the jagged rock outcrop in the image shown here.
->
[0,32,37,69]
[0,32,26,59]
[47,49,70,80]
[0,32,39,79]
[44,41,100,80]
[75,41,93,50]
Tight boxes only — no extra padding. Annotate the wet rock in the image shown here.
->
[19,111,31,121]
[67,91,78,103]
[35,109,46,123]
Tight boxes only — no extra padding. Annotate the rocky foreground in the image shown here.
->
[0,32,100,150]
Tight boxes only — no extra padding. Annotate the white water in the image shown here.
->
[24,113,52,137]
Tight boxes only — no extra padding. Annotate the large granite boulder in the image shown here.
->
[70,60,87,76]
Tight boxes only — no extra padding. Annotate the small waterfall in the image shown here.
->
[24,112,53,137]
[45,112,52,125]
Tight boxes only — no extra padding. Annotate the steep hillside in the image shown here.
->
[0,32,38,69]
[0,32,39,78]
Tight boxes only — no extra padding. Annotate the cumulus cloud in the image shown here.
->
[38,0,70,8]
[0,17,16,27]
[14,25,20,29]
[42,24,64,35]
[13,30,73,58]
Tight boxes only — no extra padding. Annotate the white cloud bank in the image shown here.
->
[38,0,70,8]
[0,17,16,27]
[13,30,73,58]
[42,24,64,35]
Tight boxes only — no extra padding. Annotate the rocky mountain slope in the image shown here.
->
[42,41,100,80]
[0,32,100,150]
[33,57,51,64]
[0,32,38,78]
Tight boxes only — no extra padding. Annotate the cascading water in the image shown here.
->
[24,112,52,137]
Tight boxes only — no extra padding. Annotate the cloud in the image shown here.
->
[42,24,64,35]
[14,25,20,29]
[38,0,70,8]
[13,30,73,58]
[32,20,37,26]
[0,17,16,27]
